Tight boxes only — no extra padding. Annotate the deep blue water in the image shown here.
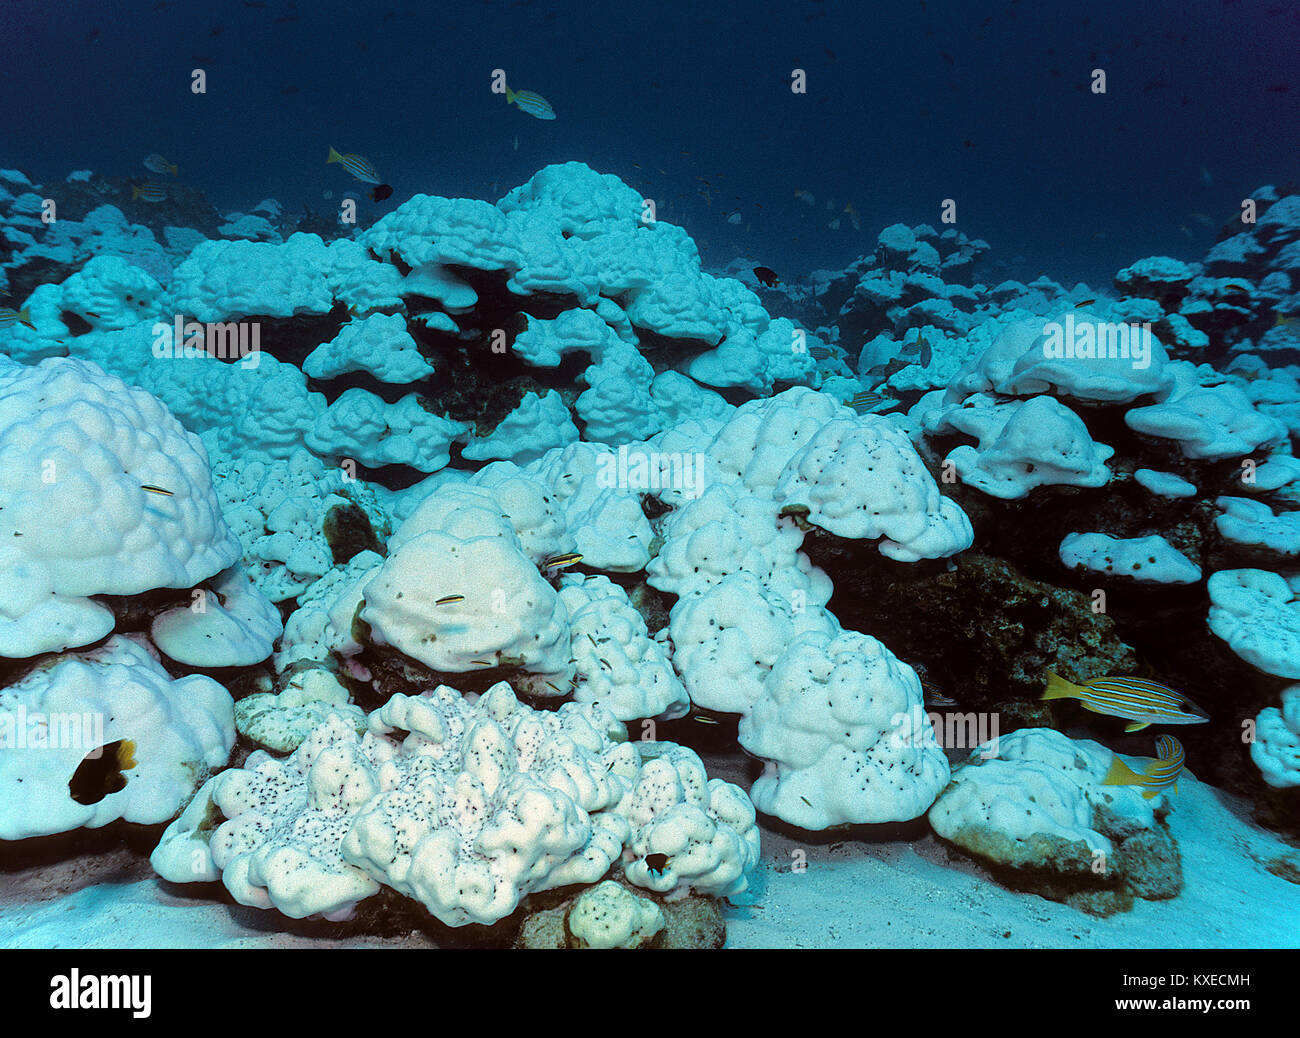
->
[1,0,1296,287]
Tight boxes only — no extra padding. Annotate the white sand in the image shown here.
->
[726,777,1300,948]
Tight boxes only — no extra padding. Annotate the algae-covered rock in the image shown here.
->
[822,551,1138,713]
[514,902,569,949]
[323,500,385,564]
[656,891,728,949]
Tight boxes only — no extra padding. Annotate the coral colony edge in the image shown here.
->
[0,2,1298,975]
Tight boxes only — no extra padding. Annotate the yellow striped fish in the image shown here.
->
[1042,672,1208,732]
[848,390,885,414]
[0,306,34,330]
[542,552,583,571]
[505,85,556,120]
[1103,735,1186,798]
[435,594,465,606]
[132,183,167,202]
[327,146,381,185]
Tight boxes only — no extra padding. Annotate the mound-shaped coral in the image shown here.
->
[0,357,240,658]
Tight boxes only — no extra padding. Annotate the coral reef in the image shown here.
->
[2,161,1298,952]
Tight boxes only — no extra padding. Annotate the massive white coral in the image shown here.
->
[1059,532,1201,585]
[0,636,235,841]
[150,564,283,668]
[620,743,760,898]
[521,441,655,572]
[989,311,1174,403]
[1251,685,1300,790]
[0,357,240,657]
[558,574,690,722]
[1214,497,1300,558]
[647,482,833,604]
[1207,569,1300,679]
[1125,379,1286,461]
[306,390,468,471]
[304,313,435,384]
[213,447,391,603]
[702,387,844,497]
[460,390,578,464]
[360,528,571,677]
[774,415,973,561]
[669,572,838,715]
[738,628,950,829]
[172,234,403,321]
[943,395,1114,499]
[154,683,759,925]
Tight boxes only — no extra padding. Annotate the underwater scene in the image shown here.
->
[0,0,1298,979]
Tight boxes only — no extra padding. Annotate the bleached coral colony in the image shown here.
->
[1,162,1298,946]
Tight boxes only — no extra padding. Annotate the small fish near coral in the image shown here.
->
[901,331,933,367]
[644,853,670,875]
[69,739,138,806]
[863,357,910,380]
[132,182,167,202]
[0,306,35,330]
[1103,734,1186,799]
[847,390,887,414]
[1041,671,1209,732]
[753,266,780,287]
